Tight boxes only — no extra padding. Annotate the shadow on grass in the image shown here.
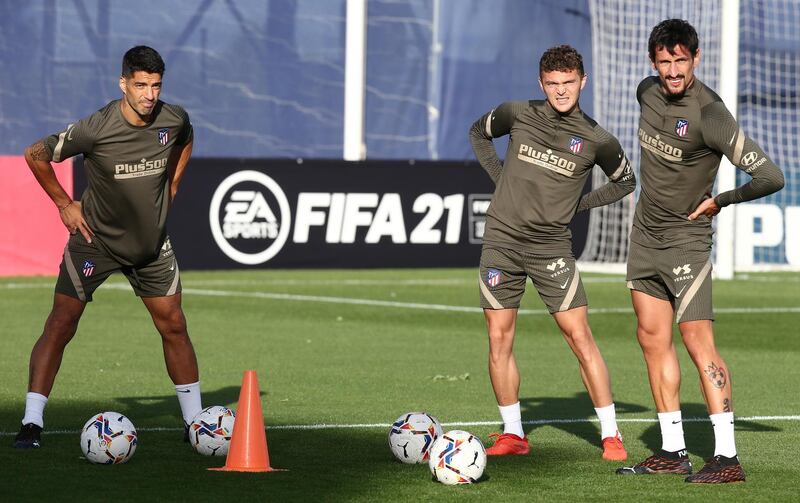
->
[638,401,783,458]
[519,392,649,447]
[115,386,246,420]
[512,394,783,460]
[0,400,487,502]
[1,386,254,440]
[1,398,789,501]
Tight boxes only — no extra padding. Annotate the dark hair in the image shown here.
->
[539,45,584,76]
[648,19,699,61]
[121,46,165,77]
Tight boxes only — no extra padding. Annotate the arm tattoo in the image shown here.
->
[28,141,51,161]
[723,398,731,413]
[704,362,727,389]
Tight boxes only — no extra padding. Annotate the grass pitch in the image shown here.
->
[1,269,798,502]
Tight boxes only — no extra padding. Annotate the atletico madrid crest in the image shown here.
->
[82,260,95,277]
[675,119,689,137]
[569,136,583,154]
[158,128,170,145]
[486,269,501,287]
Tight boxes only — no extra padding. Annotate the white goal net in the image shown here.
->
[584,1,800,272]
[735,0,800,270]
[582,0,721,272]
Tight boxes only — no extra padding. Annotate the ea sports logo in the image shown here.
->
[209,171,291,265]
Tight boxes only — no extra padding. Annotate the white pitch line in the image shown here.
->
[2,283,798,316]
[186,289,800,315]
[128,285,800,316]
[1,415,798,436]
[271,414,800,429]
[182,286,487,313]
[178,276,626,286]
[183,278,473,286]
[0,283,54,289]
[736,274,800,283]
[0,276,624,289]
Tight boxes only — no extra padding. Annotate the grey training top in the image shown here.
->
[44,99,193,266]
[633,76,784,249]
[470,100,635,253]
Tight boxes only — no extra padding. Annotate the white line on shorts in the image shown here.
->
[1,415,798,436]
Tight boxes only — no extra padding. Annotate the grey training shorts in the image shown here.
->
[478,246,587,313]
[55,234,181,302]
[626,240,713,323]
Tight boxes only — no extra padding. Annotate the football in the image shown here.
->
[189,405,236,456]
[428,430,486,485]
[79,411,138,464]
[388,412,443,464]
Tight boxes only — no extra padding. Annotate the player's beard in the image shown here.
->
[125,94,155,122]
[662,74,692,98]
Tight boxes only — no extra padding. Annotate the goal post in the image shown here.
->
[714,0,740,280]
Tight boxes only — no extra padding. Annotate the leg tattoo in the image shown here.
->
[703,362,727,389]
[723,398,731,413]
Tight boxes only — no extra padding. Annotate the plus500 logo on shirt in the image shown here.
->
[114,157,169,179]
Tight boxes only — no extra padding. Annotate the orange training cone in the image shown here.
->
[209,370,283,472]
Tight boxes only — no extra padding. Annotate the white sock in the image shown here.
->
[594,403,619,439]
[657,410,686,453]
[175,381,202,425]
[710,412,737,457]
[499,402,524,438]
[21,392,48,428]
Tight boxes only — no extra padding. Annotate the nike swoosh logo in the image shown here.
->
[177,389,191,393]
[169,261,175,271]
[728,132,736,146]
[67,125,75,141]
[671,420,682,424]
[560,279,569,289]
[675,285,687,297]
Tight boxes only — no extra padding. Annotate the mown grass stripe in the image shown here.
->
[2,415,798,436]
